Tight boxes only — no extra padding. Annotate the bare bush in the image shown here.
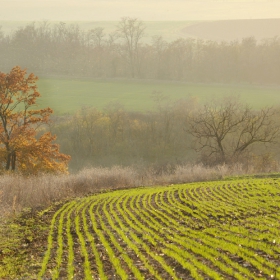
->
[0,166,138,218]
[0,174,73,217]
[69,166,139,194]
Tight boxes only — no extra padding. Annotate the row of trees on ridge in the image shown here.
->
[1,18,280,84]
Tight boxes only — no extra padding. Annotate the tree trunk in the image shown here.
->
[5,151,16,171]
[6,152,11,170]
[11,151,16,171]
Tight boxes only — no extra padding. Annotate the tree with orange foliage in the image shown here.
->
[0,66,70,174]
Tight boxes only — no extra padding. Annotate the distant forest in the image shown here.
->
[1,19,280,85]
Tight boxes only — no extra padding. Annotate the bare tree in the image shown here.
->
[116,17,145,78]
[187,98,280,165]
[87,27,105,48]
[151,36,168,79]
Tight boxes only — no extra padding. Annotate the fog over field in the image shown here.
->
[2,0,280,172]
[2,2,280,278]
[3,0,280,21]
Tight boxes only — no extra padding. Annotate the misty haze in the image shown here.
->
[1,1,280,279]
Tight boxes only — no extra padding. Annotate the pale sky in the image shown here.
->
[1,0,280,21]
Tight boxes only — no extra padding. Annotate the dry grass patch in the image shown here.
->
[0,163,275,218]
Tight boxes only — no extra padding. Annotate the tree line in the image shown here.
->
[52,96,280,173]
[1,67,279,174]
[1,18,280,84]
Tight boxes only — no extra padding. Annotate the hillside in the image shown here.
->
[182,18,280,42]
[36,78,280,114]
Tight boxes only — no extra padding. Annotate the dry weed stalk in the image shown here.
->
[12,195,17,216]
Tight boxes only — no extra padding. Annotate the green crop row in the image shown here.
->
[39,178,280,279]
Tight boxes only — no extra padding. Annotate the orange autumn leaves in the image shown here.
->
[0,66,70,174]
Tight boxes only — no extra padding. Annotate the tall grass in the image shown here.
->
[0,164,278,218]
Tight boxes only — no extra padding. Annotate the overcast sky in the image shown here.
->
[2,0,280,21]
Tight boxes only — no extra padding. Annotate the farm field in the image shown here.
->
[38,178,280,279]
[37,78,280,114]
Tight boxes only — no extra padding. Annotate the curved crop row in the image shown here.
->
[39,178,280,279]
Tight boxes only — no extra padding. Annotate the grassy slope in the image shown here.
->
[37,77,280,114]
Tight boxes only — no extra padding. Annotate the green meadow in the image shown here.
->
[37,77,280,114]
